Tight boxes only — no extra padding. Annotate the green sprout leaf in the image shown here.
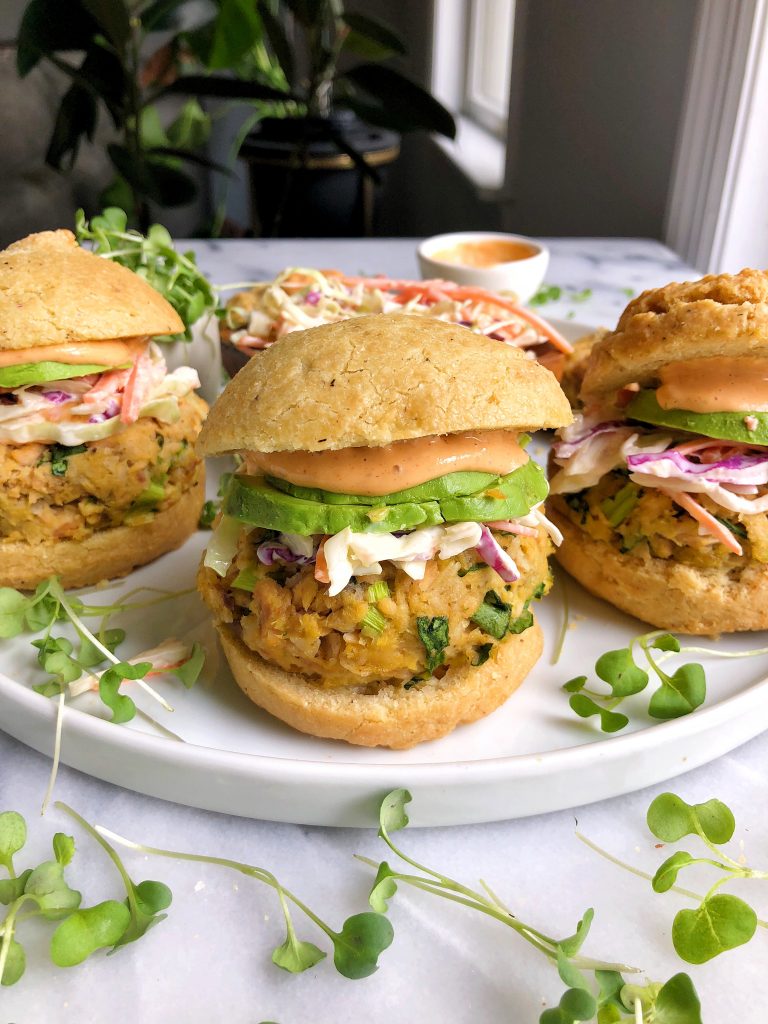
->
[672,894,757,964]
[0,811,27,872]
[50,901,131,967]
[540,986,597,1024]
[32,635,82,687]
[0,870,31,904]
[653,972,703,1023]
[556,948,591,993]
[651,634,681,653]
[595,648,649,697]
[170,642,205,688]
[272,933,325,973]
[562,676,587,694]
[652,851,695,893]
[112,879,172,949]
[53,833,75,867]
[0,939,25,986]
[77,628,125,669]
[368,862,398,913]
[569,694,629,733]
[647,794,735,844]
[648,664,706,720]
[379,789,411,836]
[557,908,594,956]
[0,589,29,638]
[23,861,81,919]
[330,912,394,979]
[99,661,152,723]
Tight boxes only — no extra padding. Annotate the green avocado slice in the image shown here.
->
[626,389,768,446]
[225,461,549,537]
[440,460,549,522]
[0,361,126,388]
[225,475,445,534]
[267,470,501,506]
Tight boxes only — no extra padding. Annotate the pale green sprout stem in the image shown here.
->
[551,573,570,665]
[635,997,642,1024]
[0,899,22,986]
[576,831,768,929]
[41,691,66,816]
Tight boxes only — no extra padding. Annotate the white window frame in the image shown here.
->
[463,0,516,139]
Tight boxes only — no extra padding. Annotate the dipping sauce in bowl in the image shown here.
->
[430,238,539,268]
[417,231,549,305]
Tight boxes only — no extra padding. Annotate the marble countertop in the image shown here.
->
[2,238,764,1024]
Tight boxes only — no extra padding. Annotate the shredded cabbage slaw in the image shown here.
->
[223,267,572,358]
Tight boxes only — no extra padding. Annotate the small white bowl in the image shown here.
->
[417,231,549,305]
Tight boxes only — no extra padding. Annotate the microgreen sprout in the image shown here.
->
[0,805,171,987]
[92,824,393,980]
[75,208,216,339]
[564,631,708,732]
[583,793,768,967]
[355,791,701,1023]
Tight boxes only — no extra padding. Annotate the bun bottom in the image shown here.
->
[0,468,205,590]
[216,618,543,749]
[550,505,768,634]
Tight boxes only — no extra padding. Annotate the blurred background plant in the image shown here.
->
[15,0,454,236]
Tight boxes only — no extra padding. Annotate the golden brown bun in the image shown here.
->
[197,314,572,455]
[580,268,768,405]
[0,230,184,349]
[0,466,204,590]
[550,505,768,634]
[559,329,608,407]
[216,617,543,748]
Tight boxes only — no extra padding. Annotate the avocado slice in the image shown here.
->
[440,460,549,522]
[627,389,768,446]
[225,475,445,534]
[0,361,126,388]
[267,470,501,505]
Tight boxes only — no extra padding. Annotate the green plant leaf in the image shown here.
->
[562,676,587,693]
[672,894,757,964]
[0,939,26,986]
[595,969,625,1011]
[77,628,125,669]
[540,987,598,1024]
[646,794,735,844]
[342,12,406,59]
[0,811,27,872]
[379,789,411,836]
[80,0,131,50]
[557,908,593,956]
[653,973,703,1024]
[53,833,76,867]
[330,912,394,979]
[0,589,29,638]
[652,851,695,893]
[45,82,98,170]
[569,694,629,733]
[166,99,211,150]
[16,0,98,76]
[272,933,325,973]
[341,64,456,138]
[556,949,590,993]
[0,870,32,905]
[50,900,131,967]
[595,648,649,697]
[368,861,398,913]
[259,0,295,85]
[416,616,449,673]
[33,635,82,686]
[170,643,206,688]
[651,634,681,653]
[111,879,172,949]
[23,861,81,919]
[164,74,291,103]
[648,664,706,720]
[107,145,199,208]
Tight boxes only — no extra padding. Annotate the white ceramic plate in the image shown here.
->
[3,320,767,827]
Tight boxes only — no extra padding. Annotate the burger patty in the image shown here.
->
[198,528,552,686]
[0,392,207,545]
[550,469,768,570]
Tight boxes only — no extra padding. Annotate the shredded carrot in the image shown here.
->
[660,488,743,555]
[314,540,330,584]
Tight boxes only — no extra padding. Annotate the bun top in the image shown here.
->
[580,268,768,404]
[0,230,184,349]
[198,313,572,455]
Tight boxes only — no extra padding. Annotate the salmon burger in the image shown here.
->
[196,314,571,748]
[549,268,768,634]
[0,230,207,589]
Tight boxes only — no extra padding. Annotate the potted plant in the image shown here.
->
[168,0,456,236]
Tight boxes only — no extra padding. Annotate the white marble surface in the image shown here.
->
[2,238,765,1024]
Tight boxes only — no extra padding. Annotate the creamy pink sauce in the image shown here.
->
[245,430,528,496]
[0,337,147,368]
[656,357,768,413]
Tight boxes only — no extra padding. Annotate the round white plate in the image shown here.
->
[3,319,767,827]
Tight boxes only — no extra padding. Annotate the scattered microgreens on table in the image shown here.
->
[0,804,171,987]
[354,790,702,1024]
[93,824,393,981]
[75,208,216,339]
[580,793,768,968]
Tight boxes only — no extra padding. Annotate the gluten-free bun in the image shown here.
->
[197,314,572,455]
[216,616,543,748]
[0,468,204,590]
[0,230,184,349]
[581,268,768,406]
[550,504,768,634]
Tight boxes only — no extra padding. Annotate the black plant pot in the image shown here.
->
[239,110,400,238]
